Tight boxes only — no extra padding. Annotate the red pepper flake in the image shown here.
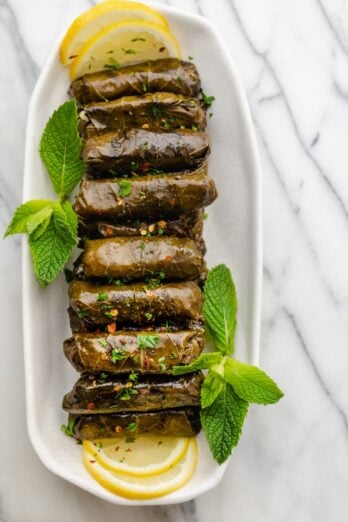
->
[87,402,95,410]
[115,426,123,433]
[105,227,114,236]
[107,322,117,333]
[142,162,151,172]
[164,255,173,263]
[144,355,152,369]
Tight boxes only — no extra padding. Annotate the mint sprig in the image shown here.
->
[173,263,284,464]
[5,100,84,287]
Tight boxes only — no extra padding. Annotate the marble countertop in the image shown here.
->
[1,0,347,520]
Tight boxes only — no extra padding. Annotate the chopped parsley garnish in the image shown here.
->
[131,37,146,42]
[98,339,108,348]
[122,48,137,55]
[188,55,194,60]
[144,312,153,320]
[201,90,215,108]
[203,212,208,219]
[127,422,138,432]
[142,81,148,92]
[118,179,132,197]
[61,418,75,437]
[110,348,127,362]
[97,292,108,301]
[139,241,145,250]
[77,310,88,319]
[104,57,120,70]
[158,356,167,371]
[137,334,160,349]
[129,371,139,383]
[97,372,108,383]
[192,125,198,131]
[125,436,136,443]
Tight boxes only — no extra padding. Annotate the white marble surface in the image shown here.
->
[0,0,347,520]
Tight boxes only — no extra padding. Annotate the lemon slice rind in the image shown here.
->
[83,436,190,477]
[83,438,197,500]
[69,19,181,80]
[60,0,169,64]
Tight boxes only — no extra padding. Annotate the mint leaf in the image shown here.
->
[4,200,53,237]
[61,200,78,238]
[201,370,224,408]
[203,264,237,355]
[201,383,248,464]
[52,201,78,244]
[224,359,284,404]
[39,100,85,197]
[26,205,53,236]
[29,219,76,287]
[172,352,223,376]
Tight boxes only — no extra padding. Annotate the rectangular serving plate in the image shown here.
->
[22,2,262,506]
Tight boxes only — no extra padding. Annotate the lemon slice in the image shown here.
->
[60,0,169,65]
[69,20,181,80]
[84,436,190,477]
[84,437,197,499]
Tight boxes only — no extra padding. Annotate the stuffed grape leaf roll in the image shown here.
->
[62,372,203,414]
[78,210,204,242]
[82,236,205,280]
[74,165,217,221]
[68,407,201,440]
[82,128,210,175]
[79,92,206,136]
[64,329,204,373]
[70,59,201,104]
[69,280,203,326]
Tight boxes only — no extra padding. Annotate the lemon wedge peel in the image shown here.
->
[83,436,190,477]
[69,19,181,80]
[83,438,198,500]
[60,0,169,64]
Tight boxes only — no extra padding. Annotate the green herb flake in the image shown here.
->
[122,48,137,55]
[131,37,146,42]
[110,348,127,362]
[144,312,153,320]
[125,436,136,443]
[61,418,75,437]
[104,57,120,70]
[118,179,132,197]
[201,90,216,108]
[98,339,108,348]
[137,334,160,349]
[158,356,167,371]
[127,422,138,432]
[97,292,108,301]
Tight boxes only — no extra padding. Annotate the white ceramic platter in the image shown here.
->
[22,2,262,506]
